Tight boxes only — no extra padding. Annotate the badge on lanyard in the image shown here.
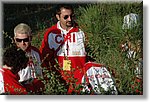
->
[63,60,71,71]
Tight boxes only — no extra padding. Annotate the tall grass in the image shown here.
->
[76,2,143,94]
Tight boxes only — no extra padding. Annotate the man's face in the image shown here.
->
[56,8,74,30]
[14,33,31,51]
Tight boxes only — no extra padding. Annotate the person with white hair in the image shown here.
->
[14,23,44,94]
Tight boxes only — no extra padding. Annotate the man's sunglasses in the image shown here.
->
[15,38,29,42]
[64,15,74,20]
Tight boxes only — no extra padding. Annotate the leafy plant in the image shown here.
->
[76,2,143,94]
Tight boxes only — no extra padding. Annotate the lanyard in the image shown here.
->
[64,33,70,60]
[66,40,69,56]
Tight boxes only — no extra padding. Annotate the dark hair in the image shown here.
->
[55,4,74,15]
[3,46,29,73]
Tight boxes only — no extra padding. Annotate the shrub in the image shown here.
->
[76,2,143,94]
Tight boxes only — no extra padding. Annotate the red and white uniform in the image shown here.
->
[0,68,27,95]
[81,62,118,95]
[18,46,43,82]
[40,21,86,92]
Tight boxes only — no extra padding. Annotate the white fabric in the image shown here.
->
[82,66,118,95]
[48,22,86,57]
[122,13,139,29]
[0,69,4,94]
[18,49,43,82]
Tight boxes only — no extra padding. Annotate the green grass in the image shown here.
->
[76,2,143,94]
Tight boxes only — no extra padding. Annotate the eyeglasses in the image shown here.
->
[63,15,74,20]
[15,38,29,42]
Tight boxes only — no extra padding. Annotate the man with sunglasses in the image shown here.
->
[40,4,87,94]
[14,23,44,94]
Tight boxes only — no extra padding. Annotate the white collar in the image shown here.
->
[3,65,12,70]
[57,21,73,34]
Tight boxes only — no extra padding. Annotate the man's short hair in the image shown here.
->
[14,23,31,37]
[55,4,74,15]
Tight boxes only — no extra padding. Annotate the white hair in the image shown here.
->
[14,23,31,37]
